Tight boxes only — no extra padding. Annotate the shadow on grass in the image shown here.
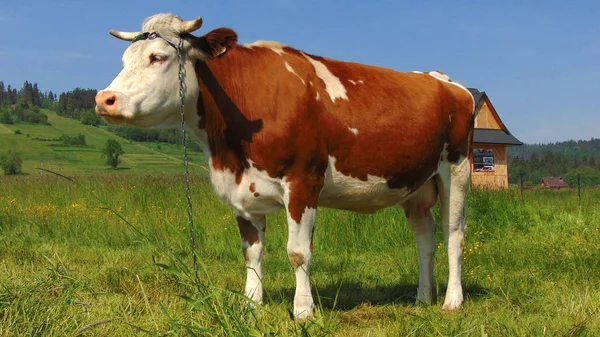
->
[266,282,489,311]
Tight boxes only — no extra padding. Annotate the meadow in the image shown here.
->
[0,172,599,336]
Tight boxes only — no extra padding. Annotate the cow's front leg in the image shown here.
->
[236,215,266,305]
[284,175,323,320]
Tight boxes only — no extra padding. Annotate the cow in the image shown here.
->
[95,13,475,320]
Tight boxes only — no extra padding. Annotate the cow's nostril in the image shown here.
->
[106,97,116,106]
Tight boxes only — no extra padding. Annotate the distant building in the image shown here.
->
[540,177,570,189]
[469,88,523,189]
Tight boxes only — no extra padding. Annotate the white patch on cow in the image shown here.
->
[348,80,356,85]
[284,62,306,86]
[318,156,410,213]
[243,40,286,55]
[316,92,320,101]
[348,126,358,135]
[411,71,424,74]
[428,71,451,81]
[208,159,284,219]
[358,80,364,84]
[302,53,348,102]
[309,81,313,86]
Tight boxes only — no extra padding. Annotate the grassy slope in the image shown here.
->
[0,110,206,175]
[0,174,599,336]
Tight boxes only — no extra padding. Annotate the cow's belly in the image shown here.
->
[318,157,412,213]
[210,156,426,217]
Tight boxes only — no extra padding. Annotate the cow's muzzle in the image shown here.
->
[95,91,119,117]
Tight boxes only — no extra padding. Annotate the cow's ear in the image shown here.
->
[193,28,238,59]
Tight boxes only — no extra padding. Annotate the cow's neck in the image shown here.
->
[193,50,263,181]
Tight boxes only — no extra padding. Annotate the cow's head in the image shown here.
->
[95,14,237,129]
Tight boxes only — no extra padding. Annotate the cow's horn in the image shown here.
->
[181,16,203,34]
[109,30,142,41]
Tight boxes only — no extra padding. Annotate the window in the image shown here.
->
[473,148,495,172]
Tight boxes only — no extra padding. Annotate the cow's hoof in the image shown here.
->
[442,293,463,310]
[293,308,313,321]
[415,288,433,305]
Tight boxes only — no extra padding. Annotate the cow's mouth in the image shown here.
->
[98,113,127,125]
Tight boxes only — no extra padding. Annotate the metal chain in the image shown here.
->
[177,38,200,282]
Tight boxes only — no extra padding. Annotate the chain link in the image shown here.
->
[177,38,200,282]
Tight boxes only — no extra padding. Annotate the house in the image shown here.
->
[469,88,523,189]
[540,177,570,189]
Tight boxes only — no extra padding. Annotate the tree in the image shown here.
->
[0,150,23,175]
[0,81,5,105]
[102,139,124,169]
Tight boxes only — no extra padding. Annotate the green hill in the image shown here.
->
[0,109,207,176]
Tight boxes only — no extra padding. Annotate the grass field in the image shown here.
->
[1,172,599,336]
[0,110,206,175]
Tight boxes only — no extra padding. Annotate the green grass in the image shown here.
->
[0,110,206,175]
[0,173,599,336]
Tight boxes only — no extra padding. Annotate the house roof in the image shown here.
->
[468,87,523,147]
[468,88,485,108]
[540,177,570,188]
[473,129,523,145]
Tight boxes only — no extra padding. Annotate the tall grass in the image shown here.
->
[0,174,598,336]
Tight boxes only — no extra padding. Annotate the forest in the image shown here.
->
[508,139,600,187]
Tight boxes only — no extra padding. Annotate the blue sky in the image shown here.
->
[1,0,598,144]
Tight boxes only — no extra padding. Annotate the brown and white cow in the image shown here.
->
[96,14,475,319]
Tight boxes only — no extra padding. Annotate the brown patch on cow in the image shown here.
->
[254,192,260,198]
[194,58,263,183]
[288,252,305,269]
[249,183,256,193]
[237,216,260,245]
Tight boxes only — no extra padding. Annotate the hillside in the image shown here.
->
[0,109,206,176]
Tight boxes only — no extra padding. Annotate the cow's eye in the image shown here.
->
[150,54,167,64]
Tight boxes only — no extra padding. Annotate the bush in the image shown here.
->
[80,109,103,126]
[14,129,22,135]
[0,150,23,175]
[60,133,86,146]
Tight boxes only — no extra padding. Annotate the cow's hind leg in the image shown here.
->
[283,173,324,320]
[436,156,470,310]
[402,179,438,304]
[236,215,266,305]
